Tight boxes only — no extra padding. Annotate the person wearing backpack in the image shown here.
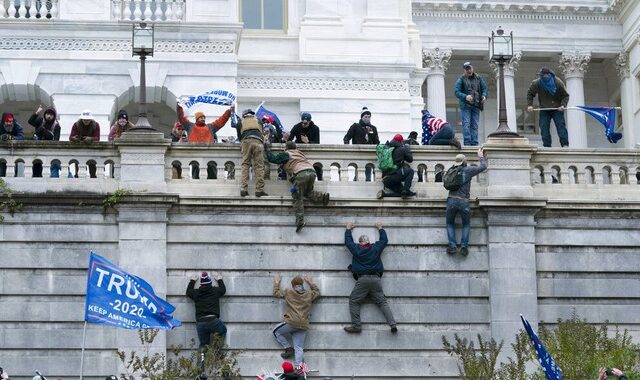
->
[376,134,416,200]
[445,148,487,256]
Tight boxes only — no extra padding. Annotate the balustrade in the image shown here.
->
[114,0,185,22]
[0,0,58,19]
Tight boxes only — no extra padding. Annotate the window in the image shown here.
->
[241,0,286,30]
[516,105,538,135]
[446,105,461,133]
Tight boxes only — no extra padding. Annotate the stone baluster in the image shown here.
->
[0,1,6,18]
[133,0,142,20]
[8,1,16,18]
[559,51,591,148]
[164,0,173,21]
[143,0,152,20]
[18,0,26,18]
[174,0,183,21]
[112,0,121,20]
[49,0,58,18]
[490,52,521,132]
[616,52,635,149]
[153,0,162,20]
[422,48,451,120]
[198,163,207,180]
[33,0,41,18]
[123,0,132,20]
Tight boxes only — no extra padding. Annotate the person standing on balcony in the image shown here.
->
[526,67,570,147]
[0,113,24,141]
[107,109,134,141]
[237,109,267,197]
[265,141,330,232]
[454,62,487,146]
[421,109,461,148]
[343,221,397,334]
[344,107,380,181]
[186,272,227,351]
[446,148,487,257]
[272,274,320,370]
[288,112,322,179]
[69,110,100,143]
[176,103,234,143]
[28,105,60,141]
[377,134,416,200]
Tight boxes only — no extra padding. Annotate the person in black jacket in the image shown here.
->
[344,107,380,181]
[28,105,60,140]
[598,368,628,380]
[377,134,416,200]
[186,272,227,349]
[288,112,319,145]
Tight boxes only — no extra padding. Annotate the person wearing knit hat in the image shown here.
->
[0,112,25,141]
[186,271,227,351]
[28,105,60,141]
[376,133,416,200]
[421,109,461,148]
[272,274,320,368]
[344,107,379,181]
[280,361,304,380]
[526,67,570,147]
[454,61,487,146]
[405,131,420,146]
[70,110,100,144]
[445,147,487,257]
[176,101,234,143]
[108,109,135,141]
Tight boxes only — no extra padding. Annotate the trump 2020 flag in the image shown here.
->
[575,106,622,144]
[521,315,563,380]
[84,252,181,330]
[256,104,285,131]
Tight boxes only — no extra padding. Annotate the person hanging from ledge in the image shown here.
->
[377,134,417,200]
[176,102,234,143]
[526,67,570,147]
[0,113,25,141]
[265,141,330,232]
[28,105,60,141]
[107,109,134,141]
[186,271,227,355]
[343,221,397,334]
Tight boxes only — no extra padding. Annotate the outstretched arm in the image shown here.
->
[273,274,285,298]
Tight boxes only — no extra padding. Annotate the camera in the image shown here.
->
[605,368,614,376]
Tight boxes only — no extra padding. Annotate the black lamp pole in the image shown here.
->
[131,22,155,131]
[488,28,520,138]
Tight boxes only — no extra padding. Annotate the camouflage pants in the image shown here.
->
[292,170,324,224]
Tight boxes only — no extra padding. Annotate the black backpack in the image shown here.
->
[443,165,465,191]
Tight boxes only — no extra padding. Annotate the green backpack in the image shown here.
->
[376,144,396,171]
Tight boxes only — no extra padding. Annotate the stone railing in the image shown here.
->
[1,135,639,200]
[113,0,185,22]
[0,0,58,19]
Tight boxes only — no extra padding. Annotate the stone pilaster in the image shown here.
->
[410,68,429,131]
[559,51,591,148]
[421,47,451,119]
[616,52,636,148]
[490,52,522,133]
[115,131,171,193]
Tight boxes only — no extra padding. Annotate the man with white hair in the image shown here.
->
[445,148,487,256]
[343,221,397,334]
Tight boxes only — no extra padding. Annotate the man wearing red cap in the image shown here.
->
[377,134,416,199]
[176,103,234,143]
[280,361,304,379]
[0,113,25,141]
[186,271,227,350]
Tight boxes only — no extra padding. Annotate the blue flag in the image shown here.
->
[256,104,285,131]
[84,252,181,330]
[521,315,563,380]
[575,106,622,144]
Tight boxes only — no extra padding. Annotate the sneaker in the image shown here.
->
[376,190,385,200]
[401,190,417,199]
[296,222,306,233]
[390,325,398,334]
[240,190,249,197]
[280,347,294,359]
[344,325,362,333]
[255,191,269,197]
[446,246,457,255]
[322,193,330,206]
[449,136,462,149]
[459,246,469,257]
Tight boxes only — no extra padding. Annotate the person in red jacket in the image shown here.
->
[176,103,234,143]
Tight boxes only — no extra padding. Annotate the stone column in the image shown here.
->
[410,68,429,131]
[480,138,544,362]
[616,52,636,149]
[115,131,171,193]
[559,52,591,148]
[422,48,451,119]
[301,0,340,24]
[490,52,522,133]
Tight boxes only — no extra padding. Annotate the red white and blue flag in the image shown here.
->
[575,106,622,143]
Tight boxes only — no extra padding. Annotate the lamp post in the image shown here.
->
[488,27,520,138]
[131,22,155,130]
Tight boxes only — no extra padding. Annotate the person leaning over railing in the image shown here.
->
[0,113,24,141]
[69,110,100,144]
[28,105,60,141]
[108,110,134,141]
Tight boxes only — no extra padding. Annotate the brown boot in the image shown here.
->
[449,136,462,149]
[280,347,294,359]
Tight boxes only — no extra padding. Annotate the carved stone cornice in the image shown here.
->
[0,38,235,54]
[421,47,451,74]
[615,51,630,79]
[237,77,409,92]
[559,52,591,79]
[489,51,522,77]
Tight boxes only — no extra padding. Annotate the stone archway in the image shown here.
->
[111,84,179,138]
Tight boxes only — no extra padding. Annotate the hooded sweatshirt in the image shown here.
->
[28,107,60,140]
[273,281,320,330]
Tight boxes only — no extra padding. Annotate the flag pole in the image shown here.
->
[79,321,87,380]
[532,107,622,111]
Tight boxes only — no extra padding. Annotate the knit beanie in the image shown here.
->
[194,111,205,120]
[291,276,303,286]
[200,271,212,285]
[3,113,14,123]
[282,361,294,373]
[392,134,404,143]
[117,109,128,121]
[360,107,371,118]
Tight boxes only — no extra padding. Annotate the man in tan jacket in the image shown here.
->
[272,275,320,369]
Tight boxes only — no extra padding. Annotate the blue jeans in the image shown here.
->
[539,110,569,147]
[196,318,227,349]
[460,104,480,146]
[429,125,455,145]
[446,197,471,248]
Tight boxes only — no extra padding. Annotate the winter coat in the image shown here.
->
[345,229,388,275]
[186,280,226,321]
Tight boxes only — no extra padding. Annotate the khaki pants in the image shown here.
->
[240,138,265,192]
[293,170,325,224]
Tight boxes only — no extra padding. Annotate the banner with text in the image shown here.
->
[84,252,181,330]
[178,90,236,110]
